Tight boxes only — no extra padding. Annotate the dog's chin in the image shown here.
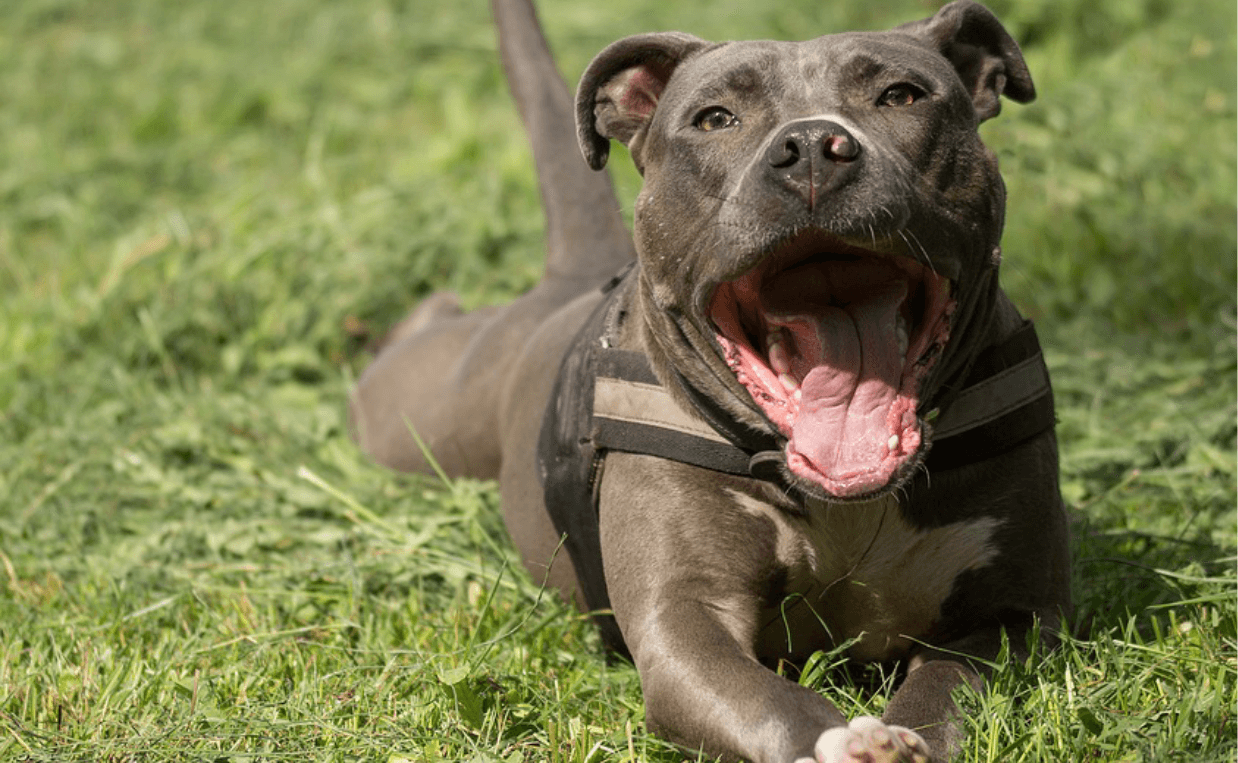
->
[707,231,955,500]
[779,449,925,504]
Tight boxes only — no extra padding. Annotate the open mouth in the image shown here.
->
[708,233,955,499]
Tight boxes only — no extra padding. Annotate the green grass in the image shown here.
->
[0,0,1234,761]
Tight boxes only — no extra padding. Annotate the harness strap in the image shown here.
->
[592,320,1055,476]
[923,322,1056,470]
[592,350,755,477]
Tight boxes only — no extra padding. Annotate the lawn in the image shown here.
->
[1,0,1234,761]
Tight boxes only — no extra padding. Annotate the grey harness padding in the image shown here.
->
[536,269,1056,655]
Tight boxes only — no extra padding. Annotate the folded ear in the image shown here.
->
[898,0,1035,121]
[575,32,708,172]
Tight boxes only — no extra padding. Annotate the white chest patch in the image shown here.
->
[729,490,1003,662]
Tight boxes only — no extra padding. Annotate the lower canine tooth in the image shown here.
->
[779,373,799,392]
[888,435,900,451]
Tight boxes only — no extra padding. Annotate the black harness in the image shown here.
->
[536,269,1056,654]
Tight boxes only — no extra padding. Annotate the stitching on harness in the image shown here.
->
[593,377,731,444]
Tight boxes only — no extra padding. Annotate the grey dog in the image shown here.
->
[351,1,1071,761]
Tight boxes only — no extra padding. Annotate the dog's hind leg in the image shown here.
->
[493,0,635,292]
[352,0,633,480]
[350,300,506,478]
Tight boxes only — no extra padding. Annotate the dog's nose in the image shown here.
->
[764,120,860,207]
[767,120,860,167]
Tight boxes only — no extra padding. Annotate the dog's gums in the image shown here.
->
[709,237,954,498]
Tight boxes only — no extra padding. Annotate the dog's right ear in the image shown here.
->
[576,32,708,173]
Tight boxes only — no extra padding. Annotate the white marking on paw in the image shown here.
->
[814,716,930,763]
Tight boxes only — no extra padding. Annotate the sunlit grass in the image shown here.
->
[1,0,1233,760]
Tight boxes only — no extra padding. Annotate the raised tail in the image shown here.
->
[491,0,635,285]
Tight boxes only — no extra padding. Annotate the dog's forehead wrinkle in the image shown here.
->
[789,33,887,89]
[682,39,855,107]
[842,53,887,84]
[794,45,821,101]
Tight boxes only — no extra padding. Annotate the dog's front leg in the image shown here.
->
[598,454,930,763]
[881,624,1049,760]
[629,596,845,762]
[878,657,982,761]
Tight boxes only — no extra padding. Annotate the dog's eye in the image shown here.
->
[694,107,740,132]
[877,84,925,107]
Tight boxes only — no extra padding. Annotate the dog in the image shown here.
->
[350,1,1071,761]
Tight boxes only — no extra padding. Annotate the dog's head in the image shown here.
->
[576,1,1034,501]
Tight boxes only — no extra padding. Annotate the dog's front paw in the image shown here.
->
[795,716,931,763]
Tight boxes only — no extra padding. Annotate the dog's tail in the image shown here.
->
[492,0,635,286]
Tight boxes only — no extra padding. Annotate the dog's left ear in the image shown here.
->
[576,32,708,173]
[899,0,1035,121]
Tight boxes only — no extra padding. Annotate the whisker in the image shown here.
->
[901,230,916,254]
[914,459,931,490]
[903,229,935,274]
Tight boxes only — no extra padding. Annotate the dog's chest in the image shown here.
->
[731,490,1002,662]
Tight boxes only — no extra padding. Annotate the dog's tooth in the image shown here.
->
[896,315,909,358]
[769,340,792,376]
[888,434,900,451]
[779,373,799,393]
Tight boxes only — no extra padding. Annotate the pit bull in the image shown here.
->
[350,1,1071,760]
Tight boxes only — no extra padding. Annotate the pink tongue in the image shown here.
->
[762,260,908,484]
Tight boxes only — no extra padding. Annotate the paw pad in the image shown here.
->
[812,716,931,763]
